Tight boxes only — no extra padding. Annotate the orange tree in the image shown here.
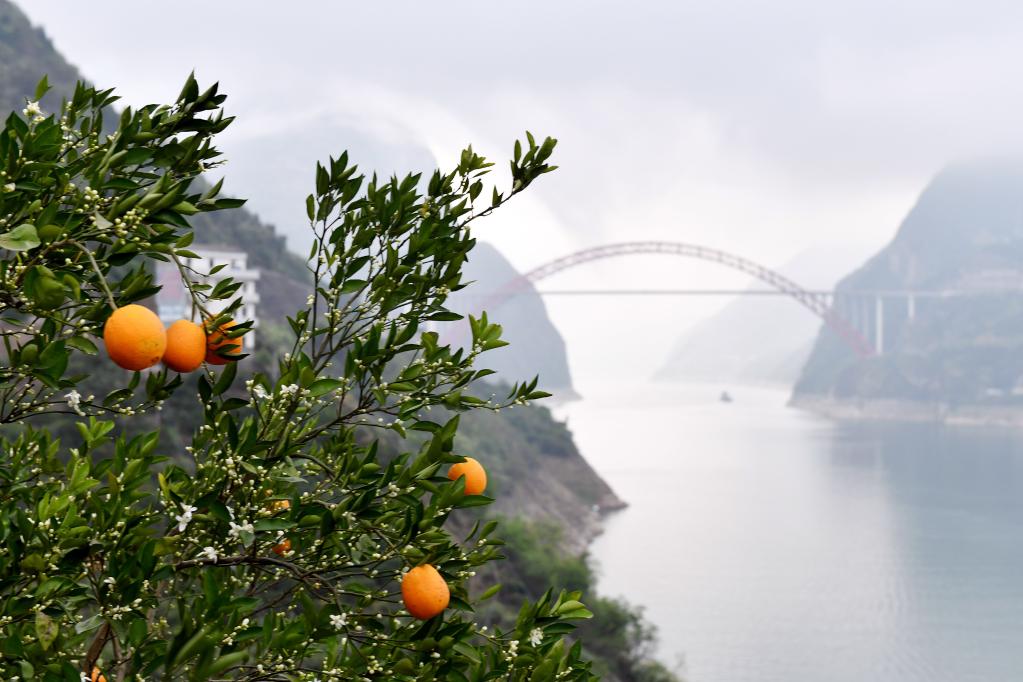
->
[0,76,595,681]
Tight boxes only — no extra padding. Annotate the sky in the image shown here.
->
[21,0,1023,382]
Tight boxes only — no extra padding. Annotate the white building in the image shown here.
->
[156,246,260,348]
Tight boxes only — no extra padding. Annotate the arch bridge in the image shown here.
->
[479,241,878,357]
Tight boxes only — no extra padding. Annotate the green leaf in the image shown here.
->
[35,611,58,651]
[479,583,502,601]
[66,336,99,355]
[307,378,344,397]
[339,279,366,294]
[0,223,40,251]
[452,641,480,663]
[209,651,248,675]
[455,495,494,508]
[34,75,51,101]
[74,613,104,634]
[213,361,238,396]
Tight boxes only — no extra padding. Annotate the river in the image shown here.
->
[556,380,1023,682]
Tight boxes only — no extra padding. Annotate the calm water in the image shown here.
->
[556,381,1023,682]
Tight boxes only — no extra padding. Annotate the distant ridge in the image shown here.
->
[656,244,867,387]
[793,159,1023,416]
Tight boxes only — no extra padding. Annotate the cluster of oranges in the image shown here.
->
[399,456,489,620]
[263,457,488,621]
[103,306,493,624]
[102,304,242,372]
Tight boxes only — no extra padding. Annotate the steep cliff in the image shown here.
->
[457,395,623,553]
[447,241,578,399]
[793,160,1023,417]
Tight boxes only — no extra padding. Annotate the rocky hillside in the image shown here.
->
[793,159,1023,418]
[2,0,591,517]
[457,396,623,553]
[447,241,578,399]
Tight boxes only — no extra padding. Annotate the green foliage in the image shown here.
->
[483,518,681,682]
[0,77,595,680]
[0,73,244,423]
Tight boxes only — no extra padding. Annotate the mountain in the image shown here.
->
[445,241,578,399]
[0,0,79,107]
[2,6,677,677]
[0,0,309,289]
[792,159,1023,421]
[657,245,868,386]
[1,0,598,569]
[225,116,437,255]
[3,0,578,396]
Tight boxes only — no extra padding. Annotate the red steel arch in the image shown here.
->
[481,241,874,357]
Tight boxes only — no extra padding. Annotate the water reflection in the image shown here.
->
[561,383,1023,682]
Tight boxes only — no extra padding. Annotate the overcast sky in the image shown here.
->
[22,0,1023,381]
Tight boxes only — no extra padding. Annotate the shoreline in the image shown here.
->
[790,394,1023,429]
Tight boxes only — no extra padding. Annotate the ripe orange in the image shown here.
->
[270,499,291,512]
[162,320,205,373]
[401,564,450,620]
[447,456,487,495]
[91,667,106,682]
[103,304,167,371]
[205,319,243,365]
[272,538,292,556]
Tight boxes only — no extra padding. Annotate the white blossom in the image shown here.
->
[199,546,218,562]
[2,183,14,192]
[528,627,543,647]
[252,385,269,400]
[64,390,85,416]
[228,520,254,542]
[23,101,42,117]
[330,612,347,629]
[174,504,197,532]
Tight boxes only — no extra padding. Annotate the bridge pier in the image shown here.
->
[875,296,884,355]
[907,294,916,321]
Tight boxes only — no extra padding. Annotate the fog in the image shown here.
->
[23,0,1023,379]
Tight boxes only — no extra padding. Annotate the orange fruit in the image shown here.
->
[447,456,487,495]
[103,304,167,371]
[270,499,291,512]
[401,564,450,620]
[272,538,292,556]
[91,667,106,682]
[401,564,450,621]
[162,320,205,373]
[205,319,243,365]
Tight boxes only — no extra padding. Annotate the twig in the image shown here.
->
[67,240,117,310]
[84,622,112,676]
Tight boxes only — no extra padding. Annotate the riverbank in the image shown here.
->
[790,394,1023,428]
